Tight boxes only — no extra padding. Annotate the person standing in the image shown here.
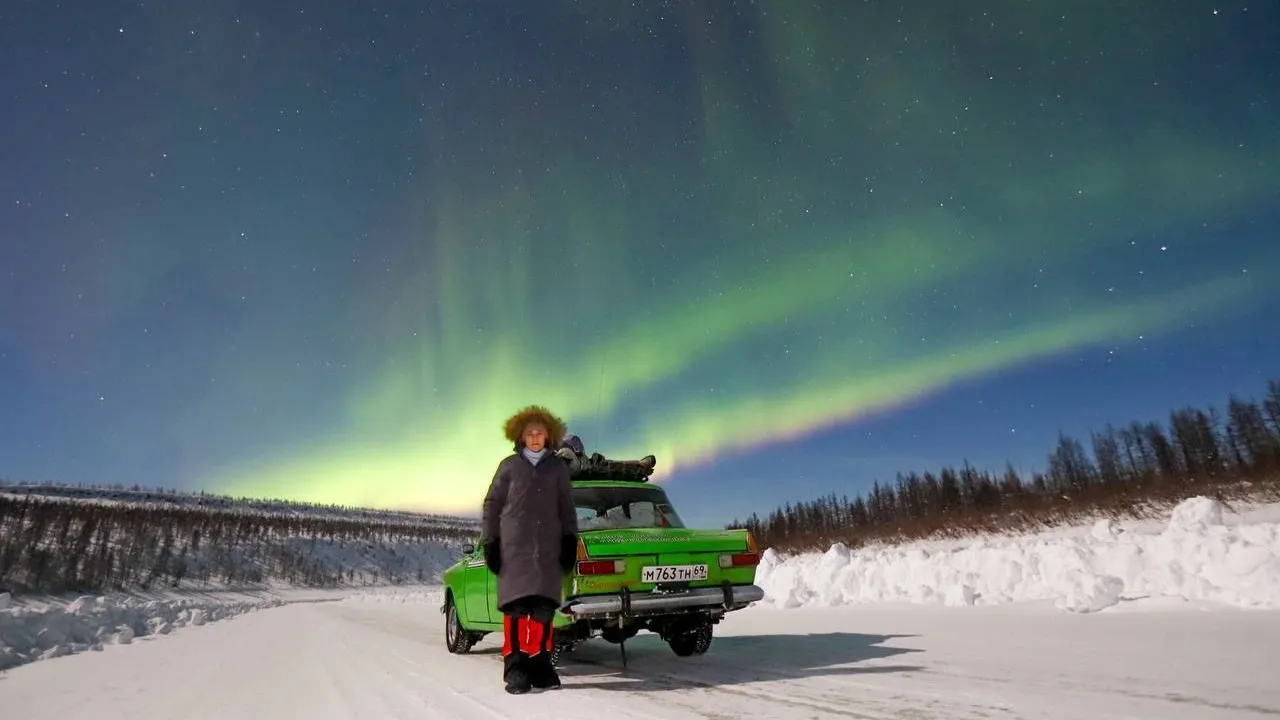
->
[482,405,578,694]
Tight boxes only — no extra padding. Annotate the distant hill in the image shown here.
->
[0,481,480,597]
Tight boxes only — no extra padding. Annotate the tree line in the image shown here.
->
[0,494,477,595]
[0,480,476,529]
[729,379,1280,551]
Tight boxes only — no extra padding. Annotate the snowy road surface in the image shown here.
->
[1,592,1278,720]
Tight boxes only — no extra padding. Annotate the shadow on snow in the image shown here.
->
[555,632,925,691]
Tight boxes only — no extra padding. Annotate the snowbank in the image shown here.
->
[340,586,445,605]
[756,496,1280,613]
[0,593,284,671]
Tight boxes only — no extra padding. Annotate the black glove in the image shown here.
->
[483,538,501,575]
[559,534,577,572]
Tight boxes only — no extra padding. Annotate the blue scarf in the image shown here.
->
[521,447,546,465]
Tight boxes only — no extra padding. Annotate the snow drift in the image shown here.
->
[340,586,445,605]
[0,592,283,671]
[756,496,1280,613]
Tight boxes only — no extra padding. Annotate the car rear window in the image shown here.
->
[573,485,686,530]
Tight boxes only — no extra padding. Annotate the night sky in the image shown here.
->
[2,1,1277,527]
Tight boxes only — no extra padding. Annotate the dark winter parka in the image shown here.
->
[482,407,578,611]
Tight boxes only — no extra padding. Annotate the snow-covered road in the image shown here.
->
[1,589,1277,720]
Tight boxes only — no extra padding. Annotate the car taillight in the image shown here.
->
[718,552,760,568]
[719,530,762,567]
[576,559,626,575]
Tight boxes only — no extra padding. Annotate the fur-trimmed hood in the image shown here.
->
[502,405,567,448]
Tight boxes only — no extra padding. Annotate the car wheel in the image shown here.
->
[549,638,569,666]
[444,597,472,654]
[667,623,712,656]
[601,625,639,644]
[690,623,713,654]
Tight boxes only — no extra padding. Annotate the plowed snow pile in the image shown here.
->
[756,496,1280,612]
[0,593,283,670]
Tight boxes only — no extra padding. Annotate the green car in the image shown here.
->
[440,462,764,663]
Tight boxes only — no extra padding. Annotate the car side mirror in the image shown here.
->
[462,544,475,555]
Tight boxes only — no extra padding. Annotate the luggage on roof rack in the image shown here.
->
[568,454,655,482]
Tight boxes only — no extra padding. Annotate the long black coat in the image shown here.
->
[482,452,577,611]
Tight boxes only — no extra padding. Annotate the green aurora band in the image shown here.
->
[212,2,1278,514]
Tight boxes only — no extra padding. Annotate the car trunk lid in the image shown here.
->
[579,527,748,556]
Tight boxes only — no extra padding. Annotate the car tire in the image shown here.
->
[550,637,577,667]
[667,623,713,656]
[444,596,473,654]
[601,625,639,644]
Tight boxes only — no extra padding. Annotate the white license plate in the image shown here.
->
[642,564,708,583]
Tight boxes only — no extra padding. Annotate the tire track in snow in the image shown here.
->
[558,652,979,720]
[5,592,1276,720]
[332,600,995,720]
[326,601,694,720]
[318,604,512,720]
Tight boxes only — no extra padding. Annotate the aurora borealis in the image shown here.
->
[2,1,1277,522]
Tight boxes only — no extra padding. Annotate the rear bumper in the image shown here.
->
[559,583,765,620]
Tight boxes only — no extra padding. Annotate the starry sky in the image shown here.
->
[2,1,1277,527]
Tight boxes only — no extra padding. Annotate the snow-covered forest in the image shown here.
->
[733,379,1280,551]
[0,487,476,595]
